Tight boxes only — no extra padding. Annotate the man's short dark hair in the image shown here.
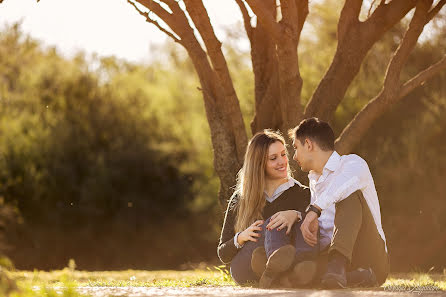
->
[289,118,335,151]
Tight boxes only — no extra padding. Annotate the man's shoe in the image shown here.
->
[278,273,293,288]
[288,260,318,287]
[321,252,347,289]
[259,244,295,288]
[251,247,267,278]
[347,267,377,287]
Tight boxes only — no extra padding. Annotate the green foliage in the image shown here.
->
[212,265,232,283]
[0,23,215,269]
[0,51,193,223]
[7,278,89,297]
[0,258,14,271]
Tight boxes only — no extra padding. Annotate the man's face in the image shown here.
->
[293,138,311,172]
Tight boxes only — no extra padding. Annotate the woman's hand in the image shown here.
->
[266,210,299,235]
[237,220,264,246]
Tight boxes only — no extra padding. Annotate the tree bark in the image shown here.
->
[244,0,308,132]
[335,0,445,154]
[276,0,308,131]
[239,0,284,133]
[131,0,248,206]
[305,0,417,122]
[336,54,446,154]
[183,0,248,163]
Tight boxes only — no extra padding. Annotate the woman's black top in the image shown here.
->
[217,183,310,264]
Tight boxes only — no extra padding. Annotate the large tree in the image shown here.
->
[5,0,444,205]
[125,0,445,206]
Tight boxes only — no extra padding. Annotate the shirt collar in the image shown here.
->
[308,151,341,181]
[264,178,301,201]
[324,151,341,172]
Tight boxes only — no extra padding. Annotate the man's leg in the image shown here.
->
[324,190,389,287]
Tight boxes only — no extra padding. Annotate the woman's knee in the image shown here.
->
[230,261,257,285]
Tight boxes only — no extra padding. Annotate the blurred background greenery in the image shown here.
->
[0,0,445,272]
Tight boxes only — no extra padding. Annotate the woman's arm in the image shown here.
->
[217,196,239,264]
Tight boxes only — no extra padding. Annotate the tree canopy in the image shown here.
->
[125,0,446,205]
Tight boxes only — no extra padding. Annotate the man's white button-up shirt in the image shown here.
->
[309,151,387,252]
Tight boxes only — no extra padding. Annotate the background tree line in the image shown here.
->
[0,0,445,271]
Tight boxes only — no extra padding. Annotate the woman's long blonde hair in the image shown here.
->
[233,129,291,233]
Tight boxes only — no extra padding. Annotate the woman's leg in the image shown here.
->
[264,217,294,257]
[259,217,296,288]
[230,225,265,285]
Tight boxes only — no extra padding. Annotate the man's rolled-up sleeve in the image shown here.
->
[314,157,369,210]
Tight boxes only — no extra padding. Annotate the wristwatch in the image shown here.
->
[306,204,322,217]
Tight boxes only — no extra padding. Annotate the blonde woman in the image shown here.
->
[217,130,319,287]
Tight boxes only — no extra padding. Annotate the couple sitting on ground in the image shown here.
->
[217,117,389,289]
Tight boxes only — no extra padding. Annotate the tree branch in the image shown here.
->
[127,0,181,43]
[334,0,442,154]
[158,0,188,18]
[363,0,417,35]
[427,0,446,22]
[367,0,378,18]
[281,0,299,34]
[304,0,420,122]
[336,55,446,154]
[383,0,432,89]
[337,0,362,42]
[245,0,283,41]
[400,55,446,99]
[134,0,203,48]
[235,0,253,42]
[295,0,309,42]
[134,0,176,26]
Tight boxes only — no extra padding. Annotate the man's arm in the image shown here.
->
[313,156,370,211]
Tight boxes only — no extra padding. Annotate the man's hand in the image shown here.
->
[300,211,319,246]
[237,220,264,246]
[266,210,299,235]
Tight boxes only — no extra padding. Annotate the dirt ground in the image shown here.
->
[77,286,445,297]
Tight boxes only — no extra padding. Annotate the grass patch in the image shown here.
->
[6,275,89,297]
[5,267,446,295]
[382,273,445,294]
[10,267,236,288]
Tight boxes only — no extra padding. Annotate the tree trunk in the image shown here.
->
[249,23,283,133]
[305,0,417,122]
[186,46,245,206]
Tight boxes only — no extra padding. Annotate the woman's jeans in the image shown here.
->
[230,217,319,285]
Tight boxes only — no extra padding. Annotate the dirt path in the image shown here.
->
[77,286,445,297]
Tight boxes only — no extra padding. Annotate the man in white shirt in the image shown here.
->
[289,118,389,289]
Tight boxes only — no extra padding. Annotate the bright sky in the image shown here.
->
[0,0,441,63]
[0,0,243,62]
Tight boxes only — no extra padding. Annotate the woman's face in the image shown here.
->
[265,141,288,181]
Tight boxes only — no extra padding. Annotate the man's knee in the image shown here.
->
[336,190,363,211]
[375,254,390,286]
